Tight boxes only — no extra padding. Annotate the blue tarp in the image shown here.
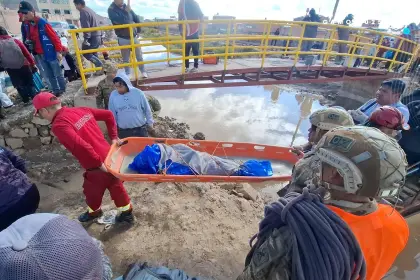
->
[129,143,273,177]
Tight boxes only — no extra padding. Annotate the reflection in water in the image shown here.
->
[149,85,323,148]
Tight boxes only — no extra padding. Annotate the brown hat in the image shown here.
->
[313,126,407,198]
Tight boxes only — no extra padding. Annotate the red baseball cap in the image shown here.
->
[33,92,61,115]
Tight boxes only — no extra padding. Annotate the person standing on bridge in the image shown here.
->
[32,92,134,224]
[73,0,104,73]
[349,79,410,127]
[300,8,321,59]
[108,0,148,79]
[178,0,204,73]
[239,126,409,280]
[108,72,154,138]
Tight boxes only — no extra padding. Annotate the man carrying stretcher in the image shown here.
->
[32,92,134,223]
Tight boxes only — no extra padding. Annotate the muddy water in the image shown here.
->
[148,84,420,279]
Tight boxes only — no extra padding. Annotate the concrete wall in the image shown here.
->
[335,79,384,109]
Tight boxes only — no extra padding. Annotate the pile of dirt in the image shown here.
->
[152,116,192,139]
[40,181,268,279]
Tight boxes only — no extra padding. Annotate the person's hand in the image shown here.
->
[111,138,124,146]
[99,163,108,173]
[147,123,153,129]
[291,146,305,159]
[56,52,63,61]
[349,109,368,123]
[31,66,38,74]
[82,39,90,47]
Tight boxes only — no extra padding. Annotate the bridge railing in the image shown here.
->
[68,19,420,90]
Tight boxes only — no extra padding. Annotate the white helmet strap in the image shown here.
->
[316,148,363,194]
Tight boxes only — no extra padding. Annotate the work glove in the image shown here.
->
[31,66,38,74]
[349,109,369,124]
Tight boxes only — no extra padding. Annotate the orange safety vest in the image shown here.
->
[328,204,409,280]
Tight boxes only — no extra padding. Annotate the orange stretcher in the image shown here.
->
[105,137,298,183]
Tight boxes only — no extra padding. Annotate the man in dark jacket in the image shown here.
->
[19,1,66,97]
[0,146,40,230]
[178,0,204,73]
[300,8,321,59]
[74,0,103,70]
[108,0,147,79]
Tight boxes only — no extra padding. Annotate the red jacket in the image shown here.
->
[25,17,62,55]
[0,35,35,66]
[51,107,118,170]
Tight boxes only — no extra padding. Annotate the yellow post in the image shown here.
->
[223,21,232,71]
[128,26,139,81]
[389,38,404,71]
[232,22,237,56]
[404,45,419,74]
[182,23,186,74]
[285,24,292,53]
[347,33,359,67]
[369,35,384,69]
[71,32,87,91]
[166,24,170,66]
[201,20,205,58]
[322,27,336,66]
[293,22,306,65]
[261,22,272,68]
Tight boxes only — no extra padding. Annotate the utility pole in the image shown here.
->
[330,0,340,23]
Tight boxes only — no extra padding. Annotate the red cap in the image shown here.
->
[33,92,61,115]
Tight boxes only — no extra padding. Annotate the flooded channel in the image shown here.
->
[148,84,420,279]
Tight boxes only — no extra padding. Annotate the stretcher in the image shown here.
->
[105,137,299,182]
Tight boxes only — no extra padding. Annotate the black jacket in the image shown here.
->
[108,3,141,39]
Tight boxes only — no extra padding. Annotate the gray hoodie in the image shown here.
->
[108,72,154,129]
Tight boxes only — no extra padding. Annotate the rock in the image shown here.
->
[0,137,4,147]
[32,117,50,126]
[24,128,29,134]
[219,183,237,191]
[235,183,259,201]
[40,136,52,145]
[9,128,29,138]
[38,127,50,137]
[5,138,24,149]
[29,127,38,137]
[14,148,26,156]
[238,199,252,212]
[50,130,55,137]
[23,137,42,149]
[21,123,35,129]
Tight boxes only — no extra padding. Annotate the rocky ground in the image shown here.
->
[36,176,276,279]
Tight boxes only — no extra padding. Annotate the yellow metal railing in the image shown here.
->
[69,19,420,91]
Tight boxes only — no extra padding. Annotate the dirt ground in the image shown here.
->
[36,174,275,279]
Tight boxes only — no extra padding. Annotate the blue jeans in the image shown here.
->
[35,55,66,94]
[82,36,103,67]
[34,55,52,89]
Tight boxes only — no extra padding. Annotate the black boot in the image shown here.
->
[78,209,103,223]
[116,208,134,224]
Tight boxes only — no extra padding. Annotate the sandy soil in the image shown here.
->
[37,177,271,279]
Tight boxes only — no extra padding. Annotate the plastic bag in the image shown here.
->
[129,144,161,174]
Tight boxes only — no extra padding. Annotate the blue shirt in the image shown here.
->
[358,98,410,126]
[108,73,154,129]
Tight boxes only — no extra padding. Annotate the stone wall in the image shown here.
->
[0,81,81,154]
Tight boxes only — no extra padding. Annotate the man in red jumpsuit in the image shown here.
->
[32,92,133,223]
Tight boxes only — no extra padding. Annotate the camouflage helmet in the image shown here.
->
[313,126,407,198]
[309,107,354,130]
[102,61,118,74]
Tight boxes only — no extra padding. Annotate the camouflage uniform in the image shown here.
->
[96,61,118,109]
[284,108,355,195]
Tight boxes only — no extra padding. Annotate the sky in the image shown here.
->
[87,0,418,29]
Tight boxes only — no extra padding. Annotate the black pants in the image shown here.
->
[0,184,40,231]
[271,40,277,46]
[185,33,199,69]
[7,66,36,103]
[118,125,149,138]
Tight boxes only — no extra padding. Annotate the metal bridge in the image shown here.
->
[69,19,419,92]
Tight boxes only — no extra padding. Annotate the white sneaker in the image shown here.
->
[141,72,148,79]
[189,67,199,73]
